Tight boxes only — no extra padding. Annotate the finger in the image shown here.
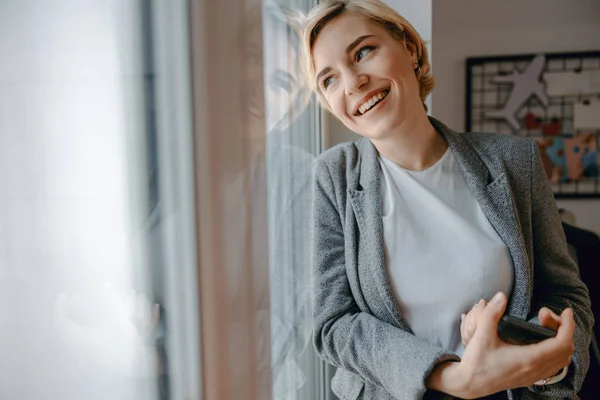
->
[535,308,575,365]
[462,311,477,340]
[463,315,472,336]
[538,307,560,331]
[556,308,575,342]
[461,330,471,346]
[478,292,507,338]
[465,312,477,333]
[548,308,560,319]
[467,299,484,314]
[474,300,487,319]
[467,300,486,325]
[540,307,561,322]
[460,321,471,346]
[532,308,575,356]
[463,329,473,346]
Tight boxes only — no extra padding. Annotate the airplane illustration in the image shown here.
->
[484,54,549,131]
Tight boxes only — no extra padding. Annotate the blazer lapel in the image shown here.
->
[348,139,411,330]
[432,118,531,319]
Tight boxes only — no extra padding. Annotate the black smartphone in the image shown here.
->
[497,315,557,345]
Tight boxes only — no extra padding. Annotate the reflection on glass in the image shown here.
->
[262,2,320,399]
[237,0,319,398]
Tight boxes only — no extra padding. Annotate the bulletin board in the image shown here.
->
[466,51,600,198]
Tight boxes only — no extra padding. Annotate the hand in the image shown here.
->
[535,306,570,380]
[460,299,487,347]
[454,292,574,399]
[538,306,562,331]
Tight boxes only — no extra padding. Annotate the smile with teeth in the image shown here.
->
[357,89,389,115]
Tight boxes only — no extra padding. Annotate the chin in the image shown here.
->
[350,129,381,141]
[366,131,389,141]
[355,122,393,141]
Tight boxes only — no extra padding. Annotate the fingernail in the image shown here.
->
[492,292,504,304]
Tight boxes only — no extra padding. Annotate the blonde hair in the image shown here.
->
[302,0,434,111]
[260,3,311,129]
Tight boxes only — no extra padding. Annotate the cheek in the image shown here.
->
[380,56,415,86]
[326,93,349,121]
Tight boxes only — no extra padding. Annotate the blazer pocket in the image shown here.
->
[486,172,506,190]
[331,368,365,400]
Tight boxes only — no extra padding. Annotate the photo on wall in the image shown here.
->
[535,133,599,184]
[466,51,600,198]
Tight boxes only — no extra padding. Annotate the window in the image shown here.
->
[0,1,199,399]
[2,0,331,398]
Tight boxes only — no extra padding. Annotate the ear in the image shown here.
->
[404,39,419,66]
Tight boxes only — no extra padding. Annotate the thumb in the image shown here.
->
[478,292,507,336]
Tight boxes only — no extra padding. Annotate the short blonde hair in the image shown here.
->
[302,0,434,111]
[263,3,312,129]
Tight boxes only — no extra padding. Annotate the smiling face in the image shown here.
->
[312,13,423,140]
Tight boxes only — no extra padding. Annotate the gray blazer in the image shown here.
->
[312,117,593,400]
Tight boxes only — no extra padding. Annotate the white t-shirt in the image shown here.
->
[379,148,513,355]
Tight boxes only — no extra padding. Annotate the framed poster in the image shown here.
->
[466,51,600,198]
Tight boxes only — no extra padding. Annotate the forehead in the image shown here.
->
[312,14,387,68]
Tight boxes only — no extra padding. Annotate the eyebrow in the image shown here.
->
[315,34,376,86]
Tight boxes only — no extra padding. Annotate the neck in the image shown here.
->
[371,112,448,171]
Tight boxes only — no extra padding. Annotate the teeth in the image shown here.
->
[358,90,388,115]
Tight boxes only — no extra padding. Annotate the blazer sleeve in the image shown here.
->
[312,158,460,399]
[522,140,594,398]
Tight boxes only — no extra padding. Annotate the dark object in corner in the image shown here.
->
[562,222,600,399]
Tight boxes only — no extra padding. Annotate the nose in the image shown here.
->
[343,69,368,96]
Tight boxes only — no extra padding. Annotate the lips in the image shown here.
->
[353,88,390,116]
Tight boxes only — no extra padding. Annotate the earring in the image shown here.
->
[414,64,421,74]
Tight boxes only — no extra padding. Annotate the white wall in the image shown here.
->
[432,0,600,233]
[323,0,432,148]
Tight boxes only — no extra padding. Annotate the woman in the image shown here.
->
[303,1,593,399]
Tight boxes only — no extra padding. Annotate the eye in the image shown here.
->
[356,46,375,62]
[322,76,335,89]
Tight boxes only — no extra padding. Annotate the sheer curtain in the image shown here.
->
[261,2,337,399]
[188,0,330,398]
